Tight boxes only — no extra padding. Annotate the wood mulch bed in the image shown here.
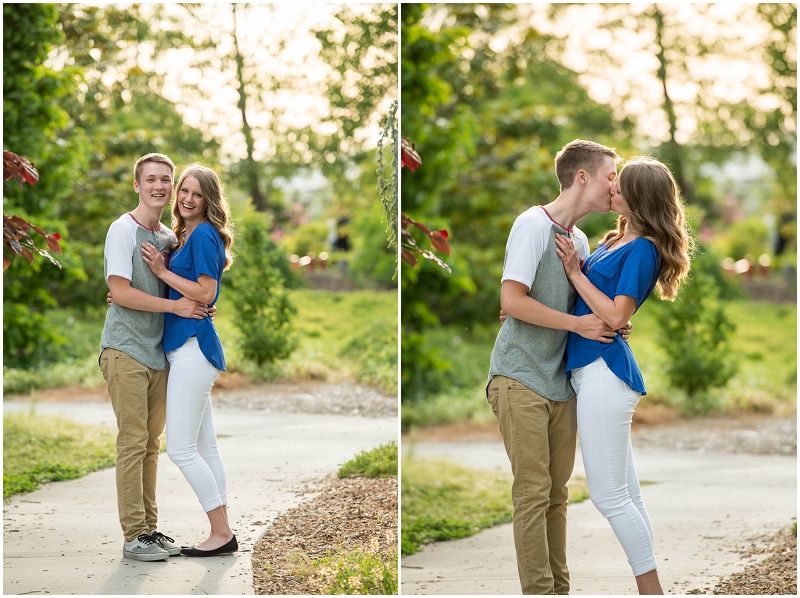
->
[689,529,797,595]
[252,475,398,595]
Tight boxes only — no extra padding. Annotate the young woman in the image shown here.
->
[141,164,237,557]
[555,157,692,594]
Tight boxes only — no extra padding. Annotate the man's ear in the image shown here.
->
[133,180,140,193]
[577,170,587,185]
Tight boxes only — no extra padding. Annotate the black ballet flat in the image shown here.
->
[181,535,238,557]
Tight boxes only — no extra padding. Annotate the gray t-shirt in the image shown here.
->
[488,206,590,401]
[99,213,177,370]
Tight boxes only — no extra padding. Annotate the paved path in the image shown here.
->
[3,399,397,595]
[401,437,797,595]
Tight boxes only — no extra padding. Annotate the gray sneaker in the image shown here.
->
[149,530,181,556]
[122,533,169,561]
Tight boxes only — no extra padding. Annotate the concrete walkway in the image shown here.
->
[401,437,797,595]
[3,399,397,595]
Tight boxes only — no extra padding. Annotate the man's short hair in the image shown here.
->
[555,140,619,190]
[134,153,175,183]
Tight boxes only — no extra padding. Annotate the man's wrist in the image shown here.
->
[567,314,577,333]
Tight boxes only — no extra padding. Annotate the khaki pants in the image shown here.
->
[487,376,577,595]
[99,349,167,541]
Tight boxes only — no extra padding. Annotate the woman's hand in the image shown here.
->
[141,242,167,277]
[554,234,581,279]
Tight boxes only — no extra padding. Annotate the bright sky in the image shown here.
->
[520,3,790,146]
[136,3,390,162]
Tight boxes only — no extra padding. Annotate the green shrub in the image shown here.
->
[653,245,737,414]
[338,442,398,479]
[228,207,298,366]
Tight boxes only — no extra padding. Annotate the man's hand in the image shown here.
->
[619,320,632,342]
[174,297,209,319]
[107,292,112,308]
[499,309,506,325]
[574,314,616,343]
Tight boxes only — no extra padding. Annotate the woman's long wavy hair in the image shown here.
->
[171,164,235,271]
[601,157,692,301]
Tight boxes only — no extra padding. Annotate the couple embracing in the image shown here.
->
[488,140,692,594]
[99,153,237,561]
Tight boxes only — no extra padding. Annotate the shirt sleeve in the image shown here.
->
[616,240,660,306]
[190,224,223,282]
[501,214,549,290]
[104,219,135,283]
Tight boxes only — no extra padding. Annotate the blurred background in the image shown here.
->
[400,3,796,429]
[3,3,398,395]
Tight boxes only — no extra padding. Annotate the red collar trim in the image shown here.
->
[128,212,161,232]
[539,206,574,233]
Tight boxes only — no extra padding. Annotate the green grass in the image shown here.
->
[403,299,796,429]
[338,442,398,479]
[3,409,116,499]
[400,452,589,555]
[290,545,398,595]
[4,288,398,396]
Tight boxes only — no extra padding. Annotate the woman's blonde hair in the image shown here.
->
[601,157,692,301]
[171,164,234,271]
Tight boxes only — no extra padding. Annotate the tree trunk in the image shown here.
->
[232,4,266,211]
[651,5,693,202]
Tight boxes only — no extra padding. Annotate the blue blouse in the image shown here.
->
[163,222,226,371]
[565,237,659,394]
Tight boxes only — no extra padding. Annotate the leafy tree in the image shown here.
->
[3,3,86,368]
[538,3,796,211]
[653,244,737,414]
[227,207,297,366]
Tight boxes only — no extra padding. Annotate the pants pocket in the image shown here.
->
[487,379,500,419]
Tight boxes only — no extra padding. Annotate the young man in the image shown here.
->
[487,140,621,594]
[99,153,210,561]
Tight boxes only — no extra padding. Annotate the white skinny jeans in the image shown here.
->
[165,336,227,512]
[572,357,657,576]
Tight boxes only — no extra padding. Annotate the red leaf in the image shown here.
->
[429,230,451,256]
[401,138,422,172]
[45,234,62,254]
[401,249,418,267]
[3,151,38,188]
